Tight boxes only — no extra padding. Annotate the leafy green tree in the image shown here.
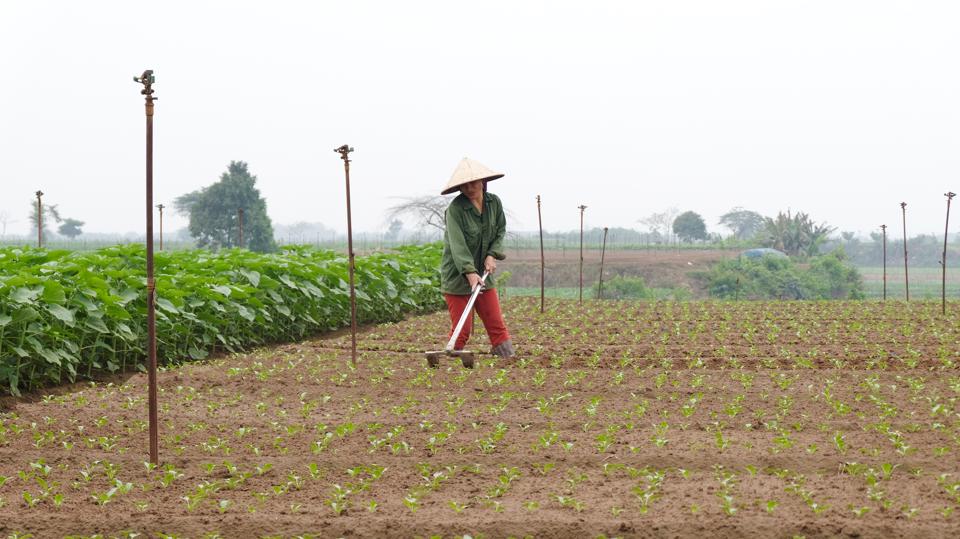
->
[718,207,765,240]
[761,210,835,257]
[57,218,84,239]
[384,218,404,241]
[174,161,276,252]
[672,211,707,242]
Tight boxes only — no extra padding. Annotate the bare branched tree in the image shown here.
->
[385,195,449,233]
[0,210,13,237]
[638,207,679,240]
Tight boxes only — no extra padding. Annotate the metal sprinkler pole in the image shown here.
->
[598,227,609,299]
[578,205,587,305]
[157,204,164,251]
[35,190,43,248]
[880,224,887,301]
[537,195,545,314]
[335,145,358,366]
[901,202,909,301]
[943,192,956,315]
[238,208,244,248]
[134,69,159,465]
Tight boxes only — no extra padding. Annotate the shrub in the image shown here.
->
[594,275,654,300]
[703,250,863,300]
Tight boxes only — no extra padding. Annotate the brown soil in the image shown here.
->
[1,298,959,538]
[499,248,734,297]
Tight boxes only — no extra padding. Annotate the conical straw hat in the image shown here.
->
[441,157,504,195]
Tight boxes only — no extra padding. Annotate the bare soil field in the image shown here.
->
[1,298,959,538]
[499,248,734,297]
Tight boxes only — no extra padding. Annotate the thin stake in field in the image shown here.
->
[537,195,545,313]
[880,224,887,301]
[238,207,244,249]
[335,145,358,366]
[578,204,587,305]
[134,69,159,465]
[943,192,956,315]
[157,204,164,251]
[598,226,609,299]
[35,190,43,248]
[901,202,909,301]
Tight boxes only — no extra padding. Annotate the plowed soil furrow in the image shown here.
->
[1,297,959,538]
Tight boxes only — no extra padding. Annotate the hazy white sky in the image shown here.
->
[1,1,959,238]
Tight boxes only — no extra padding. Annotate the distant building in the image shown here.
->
[741,248,788,260]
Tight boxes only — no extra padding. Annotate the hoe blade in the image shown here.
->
[424,350,475,369]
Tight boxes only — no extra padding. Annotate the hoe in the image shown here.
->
[425,272,489,369]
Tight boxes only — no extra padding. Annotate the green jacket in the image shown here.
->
[440,192,507,295]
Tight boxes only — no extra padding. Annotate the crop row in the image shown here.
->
[0,244,443,396]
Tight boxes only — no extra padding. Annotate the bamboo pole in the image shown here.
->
[537,195,545,313]
[901,202,909,301]
[238,208,244,248]
[943,192,956,315]
[35,190,43,248]
[598,227,609,299]
[578,205,587,305]
[157,204,164,251]
[880,224,887,301]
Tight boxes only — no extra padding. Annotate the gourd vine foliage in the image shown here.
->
[0,243,443,395]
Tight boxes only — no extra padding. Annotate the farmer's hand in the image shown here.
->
[466,272,483,291]
[484,255,497,274]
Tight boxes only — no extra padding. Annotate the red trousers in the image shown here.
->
[444,289,511,350]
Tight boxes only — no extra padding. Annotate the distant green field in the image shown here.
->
[502,286,684,301]
[858,266,960,299]
[504,267,960,301]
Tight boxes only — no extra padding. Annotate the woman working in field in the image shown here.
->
[439,158,515,359]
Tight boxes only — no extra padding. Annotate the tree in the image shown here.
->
[672,211,708,242]
[718,207,765,240]
[174,161,277,252]
[385,195,448,233]
[760,210,835,257]
[384,218,404,241]
[58,218,85,239]
[28,199,62,241]
[638,207,679,242]
[0,210,13,237]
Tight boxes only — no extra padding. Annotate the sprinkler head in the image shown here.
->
[133,70,155,84]
[35,190,43,198]
[900,202,907,209]
[947,192,957,199]
[133,70,156,97]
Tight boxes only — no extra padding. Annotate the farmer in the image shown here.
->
[439,157,515,358]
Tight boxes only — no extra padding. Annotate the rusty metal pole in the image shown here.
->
[156,204,164,251]
[880,224,887,301]
[901,202,909,301]
[238,208,244,249]
[598,227,609,299]
[35,190,43,248]
[134,69,159,465]
[578,205,587,305]
[335,145,358,366]
[943,192,956,315]
[537,195,545,313]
